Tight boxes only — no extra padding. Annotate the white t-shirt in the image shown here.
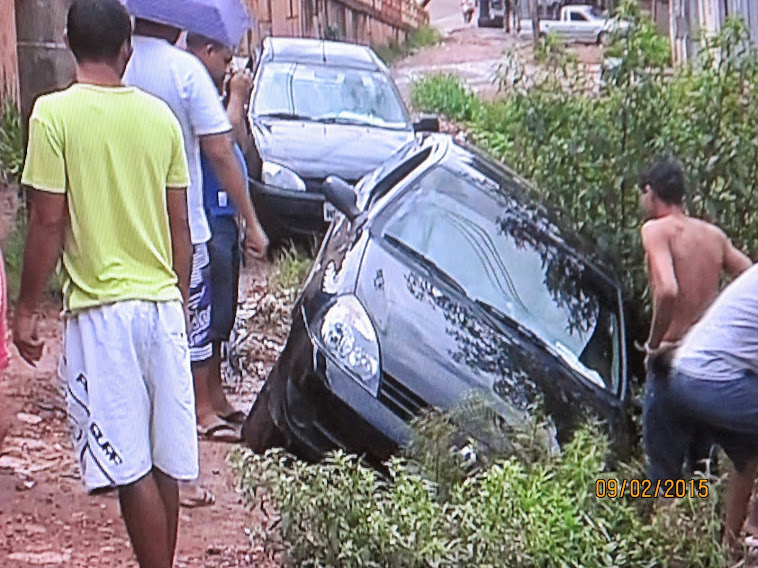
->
[124,35,232,245]
[675,264,758,381]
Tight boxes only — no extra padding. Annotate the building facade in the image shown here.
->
[670,0,758,63]
[245,0,429,48]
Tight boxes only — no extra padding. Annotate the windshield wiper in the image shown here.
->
[384,234,466,295]
[474,299,544,346]
[313,115,407,130]
[257,112,313,121]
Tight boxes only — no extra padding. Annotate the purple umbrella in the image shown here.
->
[124,0,254,47]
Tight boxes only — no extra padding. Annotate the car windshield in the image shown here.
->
[379,158,622,394]
[252,61,410,130]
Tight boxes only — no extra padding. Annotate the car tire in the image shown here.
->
[241,378,287,453]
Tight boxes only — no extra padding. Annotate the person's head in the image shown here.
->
[639,157,686,219]
[186,33,234,89]
[65,0,132,76]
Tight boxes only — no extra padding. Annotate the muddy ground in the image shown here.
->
[0,261,282,567]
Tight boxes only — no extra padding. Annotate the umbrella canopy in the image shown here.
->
[124,0,254,48]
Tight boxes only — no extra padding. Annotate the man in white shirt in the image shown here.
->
[124,18,268,504]
[644,265,758,548]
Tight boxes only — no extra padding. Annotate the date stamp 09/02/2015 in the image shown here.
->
[595,478,709,499]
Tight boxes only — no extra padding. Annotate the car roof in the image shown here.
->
[259,37,384,71]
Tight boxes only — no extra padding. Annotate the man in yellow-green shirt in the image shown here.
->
[14,1,196,566]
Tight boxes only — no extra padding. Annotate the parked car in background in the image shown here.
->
[242,134,635,464]
[539,4,627,44]
[247,37,438,242]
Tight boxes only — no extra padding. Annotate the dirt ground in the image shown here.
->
[392,26,605,100]
[0,264,281,567]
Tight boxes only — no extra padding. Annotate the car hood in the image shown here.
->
[252,118,415,181]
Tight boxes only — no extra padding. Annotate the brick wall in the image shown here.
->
[244,0,428,47]
[0,0,19,102]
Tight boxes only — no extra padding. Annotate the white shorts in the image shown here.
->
[61,300,199,492]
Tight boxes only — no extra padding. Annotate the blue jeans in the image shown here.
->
[644,368,758,480]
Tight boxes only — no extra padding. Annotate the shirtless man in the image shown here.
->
[639,157,753,546]
[639,158,751,354]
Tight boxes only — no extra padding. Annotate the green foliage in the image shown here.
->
[410,73,480,122]
[0,99,23,183]
[269,241,315,301]
[375,25,441,66]
[232,415,726,567]
[409,2,758,309]
[2,204,26,299]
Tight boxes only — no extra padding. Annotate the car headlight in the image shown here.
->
[319,295,380,395]
[262,161,306,191]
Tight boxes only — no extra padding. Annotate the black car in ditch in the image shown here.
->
[247,37,438,242]
[242,134,635,462]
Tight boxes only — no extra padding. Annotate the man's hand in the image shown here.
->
[13,308,44,366]
[228,69,253,102]
[244,222,269,261]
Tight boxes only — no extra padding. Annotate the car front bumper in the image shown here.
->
[249,179,330,241]
[263,308,409,462]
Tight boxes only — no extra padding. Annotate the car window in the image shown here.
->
[252,61,410,129]
[379,164,622,394]
[570,11,588,21]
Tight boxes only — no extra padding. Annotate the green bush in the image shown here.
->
[409,2,758,308]
[0,99,23,183]
[375,25,441,66]
[269,241,316,301]
[232,418,726,567]
[410,73,481,122]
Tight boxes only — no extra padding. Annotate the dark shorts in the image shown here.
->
[188,243,213,362]
[644,367,758,480]
[207,215,240,342]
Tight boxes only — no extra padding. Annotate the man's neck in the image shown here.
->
[654,205,686,220]
[76,62,123,87]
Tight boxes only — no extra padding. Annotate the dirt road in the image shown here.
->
[0,272,278,567]
[393,22,604,101]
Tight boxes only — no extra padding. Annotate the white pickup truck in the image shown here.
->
[539,5,626,45]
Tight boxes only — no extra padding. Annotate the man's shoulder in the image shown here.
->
[30,85,78,116]
[641,217,670,238]
[131,88,179,119]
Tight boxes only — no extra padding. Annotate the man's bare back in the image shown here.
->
[642,213,751,347]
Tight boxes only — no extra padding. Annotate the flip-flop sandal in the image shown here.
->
[218,410,246,425]
[197,421,241,443]
[180,486,215,509]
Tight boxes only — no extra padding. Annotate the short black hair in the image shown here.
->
[186,32,229,52]
[67,0,132,63]
[640,157,686,205]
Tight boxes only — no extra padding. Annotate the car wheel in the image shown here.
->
[241,378,286,453]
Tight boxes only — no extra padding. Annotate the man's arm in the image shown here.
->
[200,132,268,258]
[723,236,752,277]
[641,222,679,350]
[14,189,66,364]
[225,70,253,155]
[166,187,192,307]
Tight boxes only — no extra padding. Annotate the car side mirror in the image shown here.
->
[413,114,440,133]
[323,176,361,222]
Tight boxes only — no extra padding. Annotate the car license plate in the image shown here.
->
[323,202,337,222]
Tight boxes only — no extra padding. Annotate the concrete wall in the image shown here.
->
[0,0,19,102]
[15,0,76,122]
[245,0,428,48]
